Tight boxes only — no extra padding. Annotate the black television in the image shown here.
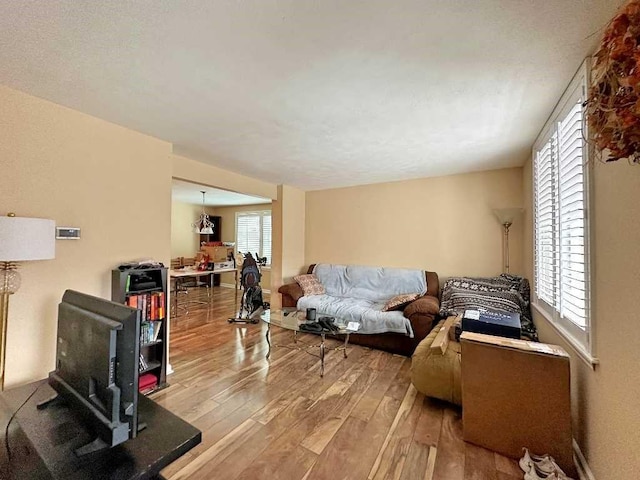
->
[41,289,141,455]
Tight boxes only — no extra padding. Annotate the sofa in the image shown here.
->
[278,263,440,356]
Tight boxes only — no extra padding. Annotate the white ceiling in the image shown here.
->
[0,1,624,190]
[172,179,270,207]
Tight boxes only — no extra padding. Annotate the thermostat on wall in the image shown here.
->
[56,227,81,240]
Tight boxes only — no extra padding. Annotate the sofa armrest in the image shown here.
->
[403,295,439,318]
[278,282,304,308]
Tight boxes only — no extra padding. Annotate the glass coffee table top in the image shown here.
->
[260,309,357,377]
[261,309,353,334]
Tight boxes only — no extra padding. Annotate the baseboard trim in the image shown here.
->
[220,282,270,294]
[573,439,596,480]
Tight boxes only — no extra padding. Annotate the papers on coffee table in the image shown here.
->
[346,322,360,332]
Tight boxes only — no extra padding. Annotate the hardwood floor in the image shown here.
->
[153,287,523,480]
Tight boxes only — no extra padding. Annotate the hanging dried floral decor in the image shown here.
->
[586,0,640,163]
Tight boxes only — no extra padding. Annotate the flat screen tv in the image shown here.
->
[42,289,141,455]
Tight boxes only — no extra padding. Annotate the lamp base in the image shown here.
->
[503,223,511,274]
[0,291,11,391]
[0,262,21,294]
[0,262,21,391]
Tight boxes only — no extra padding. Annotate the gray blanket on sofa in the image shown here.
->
[296,264,427,337]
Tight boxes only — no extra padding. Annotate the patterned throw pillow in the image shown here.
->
[382,293,421,312]
[294,274,326,296]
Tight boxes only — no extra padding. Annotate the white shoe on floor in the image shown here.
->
[519,448,565,476]
[522,461,573,480]
[518,448,571,480]
[523,464,571,480]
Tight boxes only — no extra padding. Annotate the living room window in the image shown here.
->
[236,210,271,265]
[532,60,594,361]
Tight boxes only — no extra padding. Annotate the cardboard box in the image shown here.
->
[201,246,231,262]
[460,332,574,477]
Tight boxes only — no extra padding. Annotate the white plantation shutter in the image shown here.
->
[262,214,272,264]
[534,136,557,308]
[236,214,261,255]
[236,211,271,264]
[533,60,591,354]
[557,103,588,329]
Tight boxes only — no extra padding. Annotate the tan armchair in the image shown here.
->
[410,316,462,405]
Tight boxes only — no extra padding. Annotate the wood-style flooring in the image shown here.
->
[153,287,523,480]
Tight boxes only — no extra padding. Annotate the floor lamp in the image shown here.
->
[493,208,523,274]
[0,213,55,390]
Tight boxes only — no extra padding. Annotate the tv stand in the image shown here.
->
[0,380,201,479]
[36,392,62,409]
[75,437,110,457]
[36,393,142,457]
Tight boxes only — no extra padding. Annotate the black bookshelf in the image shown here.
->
[112,267,168,395]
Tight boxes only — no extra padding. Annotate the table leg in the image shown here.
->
[265,323,271,359]
[173,279,179,316]
[320,333,326,377]
[343,333,349,358]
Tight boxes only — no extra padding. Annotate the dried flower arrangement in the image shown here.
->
[587,0,640,163]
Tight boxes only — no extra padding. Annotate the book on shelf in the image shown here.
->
[139,354,148,372]
[126,291,165,322]
[152,321,162,342]
[140,321,163,345]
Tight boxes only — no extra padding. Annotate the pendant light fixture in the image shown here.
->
[192,191,215,235]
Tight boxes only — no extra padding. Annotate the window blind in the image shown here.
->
[533,83,589,332]
[262,214,272,264]
[236,211,271,264]
[534,136,557,308]
[557,103,588,328]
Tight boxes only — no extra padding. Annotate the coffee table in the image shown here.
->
[261,310,355,377]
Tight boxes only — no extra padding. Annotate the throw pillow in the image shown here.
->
[294,274,326,296]
[382,293,421,312]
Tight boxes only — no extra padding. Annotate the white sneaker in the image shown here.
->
[519,448,565,476]
[523,462,573,480]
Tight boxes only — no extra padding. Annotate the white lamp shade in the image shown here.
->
[0,216,56,261]
[493,208,524,225]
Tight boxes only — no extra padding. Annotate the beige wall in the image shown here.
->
[281,185,306,282]
[212,203,272,288]
[269,185,307,309]
[170,201,203,258]
[0,85,173,387]
[305,168,524,278]
[523,159,640,479]
[172,154,277,201]
[1,85,303,388]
